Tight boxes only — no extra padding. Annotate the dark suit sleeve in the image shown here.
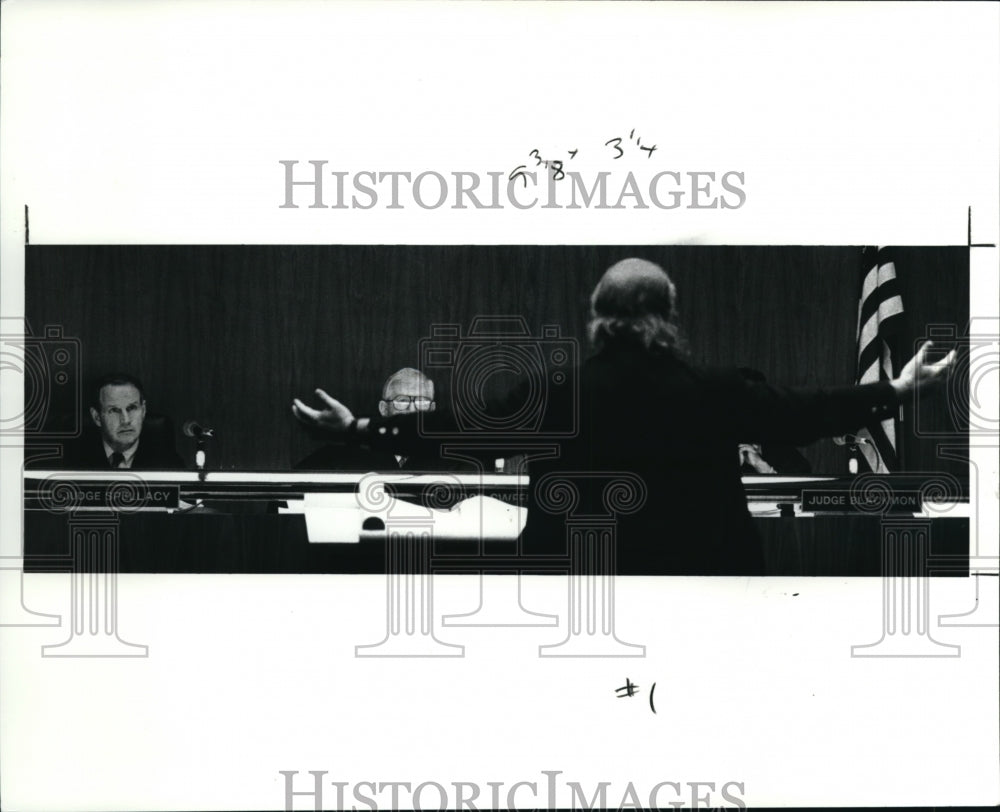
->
[360,370,901,455]
[723,373,900,446]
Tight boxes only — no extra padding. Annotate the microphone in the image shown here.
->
[183,421,214,475]
[833,434,869,446]
[183,420,215,439]
[834,434,869,475]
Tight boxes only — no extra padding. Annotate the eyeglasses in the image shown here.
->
[383,395,434,409]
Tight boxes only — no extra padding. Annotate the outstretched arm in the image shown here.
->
[291,388,447,455]
[730,341,957,447]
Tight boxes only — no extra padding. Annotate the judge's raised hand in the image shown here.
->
[292,389,355,433]
[891,341,957,397]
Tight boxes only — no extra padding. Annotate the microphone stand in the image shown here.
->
[847,441,861,475]
[174,425,215,513]
[183,423,215,483]
[195,437,207,481]
[834,434,864,475]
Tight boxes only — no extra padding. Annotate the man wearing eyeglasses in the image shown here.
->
[295,367,472,472]
[377,367,435,417]
[377,367,435,467]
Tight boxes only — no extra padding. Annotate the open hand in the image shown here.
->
[291,389,355,433]
[892,341,957,397]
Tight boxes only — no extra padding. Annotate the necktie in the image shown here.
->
[109,452,125,469]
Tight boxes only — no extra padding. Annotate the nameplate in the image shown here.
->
[384,482,525,510]
[27,484,180,511]
[801,489,922,513]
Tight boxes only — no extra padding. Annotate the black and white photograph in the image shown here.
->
[20,243,972,578]
[1,3,998,811]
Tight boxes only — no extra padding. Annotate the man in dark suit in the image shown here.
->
[59,372,185,470]
[292,258,955,575]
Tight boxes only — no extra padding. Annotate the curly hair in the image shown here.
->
[586,258,686,356]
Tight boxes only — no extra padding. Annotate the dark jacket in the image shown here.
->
[51,428,186,471]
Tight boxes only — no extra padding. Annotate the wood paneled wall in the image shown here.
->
[26,245,969,473]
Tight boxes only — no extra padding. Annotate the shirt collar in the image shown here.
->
[102,439,140,467]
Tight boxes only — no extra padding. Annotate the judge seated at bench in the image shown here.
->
[736,368,812,475]
[50,372,185,470]
[295,367,477,472]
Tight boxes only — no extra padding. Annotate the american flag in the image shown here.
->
[855,247,904,472]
